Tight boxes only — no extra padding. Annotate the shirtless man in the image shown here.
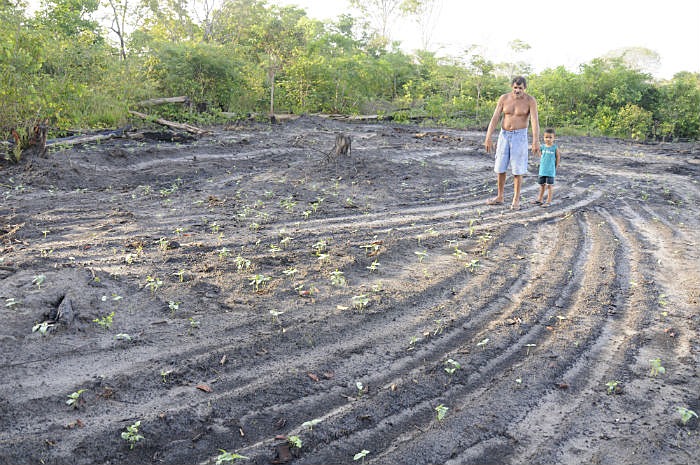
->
[484,76,540,210]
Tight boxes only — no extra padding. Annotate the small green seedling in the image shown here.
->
[605,380,620,394]
[649,358,666,377]
[32,321,53,335]
[444,359,461,374]
[93,311,115,329]
[678,407,698,426]
[476,338,489,349]
[466,259,480,273]
[330,270,346,286]
[168,301,180,315]
[525,343,536,355]
[115,333,132,341]
[367,260,380,273]
[189,317,200,329]
[250,274,271,292]
[174,269,186,282]
[269,309,285,324]
[66,389,86,409]
[415,250,428,263]
[160,369,173,383]
[302,418,322,431]
[32,274,46,289]
[435,404,448,421]
[353,449,370,462]
[216,449,248,464]
[145,276,162,294]
[234,255,251,272]
[356,381,365,398]
[217,247,231,259]
[351,294,370,311]
[5,298,20,308]
[121,421,144,449]
[288,435,302,449]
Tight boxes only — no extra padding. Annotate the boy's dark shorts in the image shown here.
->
[538,176,555,185]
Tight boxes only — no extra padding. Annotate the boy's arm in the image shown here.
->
[555,147,561,168]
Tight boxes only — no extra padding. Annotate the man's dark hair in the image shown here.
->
[544,127,556,135]
[511,76,527,88]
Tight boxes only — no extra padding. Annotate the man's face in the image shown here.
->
[511,83,525,97]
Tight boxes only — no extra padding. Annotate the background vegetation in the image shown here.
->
[1,0,699,145]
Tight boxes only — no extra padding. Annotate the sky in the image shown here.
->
[274,0,700,79]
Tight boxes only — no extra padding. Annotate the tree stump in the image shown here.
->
[328,133,351,161]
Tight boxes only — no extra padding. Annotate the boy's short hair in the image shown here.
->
[544,127,556,135]
[511,76,527,88]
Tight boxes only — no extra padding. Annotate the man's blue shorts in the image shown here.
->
[494,128,529,175]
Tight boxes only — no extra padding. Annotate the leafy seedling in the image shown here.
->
[649,358,666,377]
[32,274,46,289]
[444,359,461,374]
[269,309,285,325]
[160,369,173,383]
[145,276,162,295]
[353,449,370,463]
[330,270,346,286]
[525,343,536,355]
[435,404,448,421]
[250,274,271,292]
[302,418,321,431]
[32,321,53,335]
[168,301,180,315]
[367,260,380,273]
[605,380,621,394]
[121,421,144,450]
[5,298,20,308]
[115,333,132,341]
[288,435,302,449]
[93,311,115,329]
[356,381,365,398]
[66,389,86,409]
[678,407,698,426]
[351,294,370,311]
[415,250,428,263]
[216,450,249,464]
[477,338,489,349]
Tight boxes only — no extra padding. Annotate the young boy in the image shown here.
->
[533,128,561,207]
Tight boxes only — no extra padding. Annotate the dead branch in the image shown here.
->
[128,110,210,136]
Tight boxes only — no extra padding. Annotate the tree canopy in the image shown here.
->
[1,0,698,143]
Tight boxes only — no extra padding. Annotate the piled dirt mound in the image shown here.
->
[1,116,698,465]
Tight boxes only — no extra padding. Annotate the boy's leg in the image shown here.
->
[547,184,554,203]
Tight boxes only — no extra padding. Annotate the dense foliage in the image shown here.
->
[1,0,698,146]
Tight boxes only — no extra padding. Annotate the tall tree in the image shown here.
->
[349,0,409,45]
[401,0,442,51]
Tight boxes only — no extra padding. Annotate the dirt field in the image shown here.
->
[1,116,698,465]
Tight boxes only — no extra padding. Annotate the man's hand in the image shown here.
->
[531,140,541,156]
[484,138,494,154]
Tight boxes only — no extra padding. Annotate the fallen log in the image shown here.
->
[46,128,127,147]
[136,96,190,107]
[128,110,210,135]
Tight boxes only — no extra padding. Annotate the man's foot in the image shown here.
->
[531,200,542,205]
[486,197,504,206]
[541,202,551,208]
[510,202,520,210]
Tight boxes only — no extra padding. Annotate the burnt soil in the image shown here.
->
[1,116,699,465]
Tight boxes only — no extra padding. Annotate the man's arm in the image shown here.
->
[484,95,505,153]
[529,96,540,155]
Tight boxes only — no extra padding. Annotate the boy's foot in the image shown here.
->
[531,200,542,205]
[510,202,520,210]
[541,202,551,208]
[486,197,504,206]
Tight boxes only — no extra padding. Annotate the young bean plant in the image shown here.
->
[121,421,144,450]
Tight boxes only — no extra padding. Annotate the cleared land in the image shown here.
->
[1,116,698,465]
